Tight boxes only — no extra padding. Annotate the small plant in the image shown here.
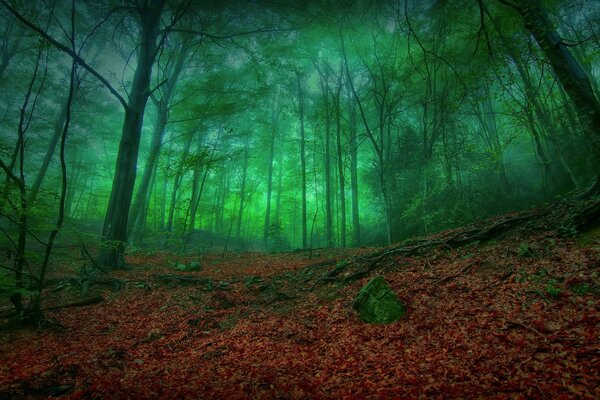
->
[545,280,561,298]
[530,268,548,283]
[518,242,534,258]
[516,268,529,283]
[544,238,557,249]
[569,282,592,296]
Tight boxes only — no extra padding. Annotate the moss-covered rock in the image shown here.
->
[353,275,406,324]
[188,261,202,271]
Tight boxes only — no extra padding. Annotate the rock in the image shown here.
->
[188,261,202,271]
[353,275,406,324]
[176,263,188,271]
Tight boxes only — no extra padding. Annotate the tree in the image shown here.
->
[496,0,600,157]
[99,0,169,267]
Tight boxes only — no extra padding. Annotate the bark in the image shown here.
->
[274,130,284,224]
[264,88,280,251]
[236,145,249,238]
[189,161,201,232]
[296,71,308,249]
[346,73,360,246]
[335,79,346,248]
[316,64,334,248]
[130,162,156,245]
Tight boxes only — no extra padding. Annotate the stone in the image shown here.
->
[353,275,406,324]
[176,263,188,271]
[188,261,202,271]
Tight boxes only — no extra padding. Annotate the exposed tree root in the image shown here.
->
[65,275,124,296]
[155,274,213,286]
[309,196,600,289]
[45,296,104,311]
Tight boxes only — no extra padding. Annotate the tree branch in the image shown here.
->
[170,25,304,41]
[0,0,129,110]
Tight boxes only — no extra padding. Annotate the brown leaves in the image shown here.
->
[0,234,598,398]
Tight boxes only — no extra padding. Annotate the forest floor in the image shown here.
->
[0,203,599,399]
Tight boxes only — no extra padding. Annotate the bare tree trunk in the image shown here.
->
[296,72,308,249]
[264,87,280,251]
[324,106,333,248]
[159,154,169,230]
[274,131,284,225]
[335,79,346,248]
[27,106,65,204]
[316,65,334,248]
[130,162,156,245]
[346,76,360,246]
[99,0,166,268]
[500,0,600,155]
[166,133,194,233]
[236,144,249,238]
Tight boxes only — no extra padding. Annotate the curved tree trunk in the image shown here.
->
[99,0,165,268]
[501,0,600,156]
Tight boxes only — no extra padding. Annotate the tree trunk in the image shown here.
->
[335,81,346,248]
[27,106,66,204]
[346,81,360,246]
[296,72,308,249]
[506,0,600,155]
[166,134,194,233]
[274,130,284,225]
[264,88,280,251]
[324,107,333,248]
[99,0,165,268]
[236,145,249,238]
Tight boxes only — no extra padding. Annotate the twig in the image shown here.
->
[501,318,547,340]
[433,263,474,286]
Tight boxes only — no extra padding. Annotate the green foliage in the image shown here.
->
[244,276,264,288]
[516,268,569,300]
[1,0,598,256]
[569,282,593,296]
[517,243,535,258]
[544,280,562,299]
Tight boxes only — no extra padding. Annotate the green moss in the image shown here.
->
[353,275,406,324]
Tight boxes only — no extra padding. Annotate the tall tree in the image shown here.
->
[128,38,191,241]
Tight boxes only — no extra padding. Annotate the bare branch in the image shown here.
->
[0,0,129,109]
[148,78,169,97]
[170,24,305,41]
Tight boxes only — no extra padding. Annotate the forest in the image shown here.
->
[0,0,599,398]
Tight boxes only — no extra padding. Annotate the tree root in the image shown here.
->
[45,296,104,311]
[318,211,542,286]
[155,274,213,286]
